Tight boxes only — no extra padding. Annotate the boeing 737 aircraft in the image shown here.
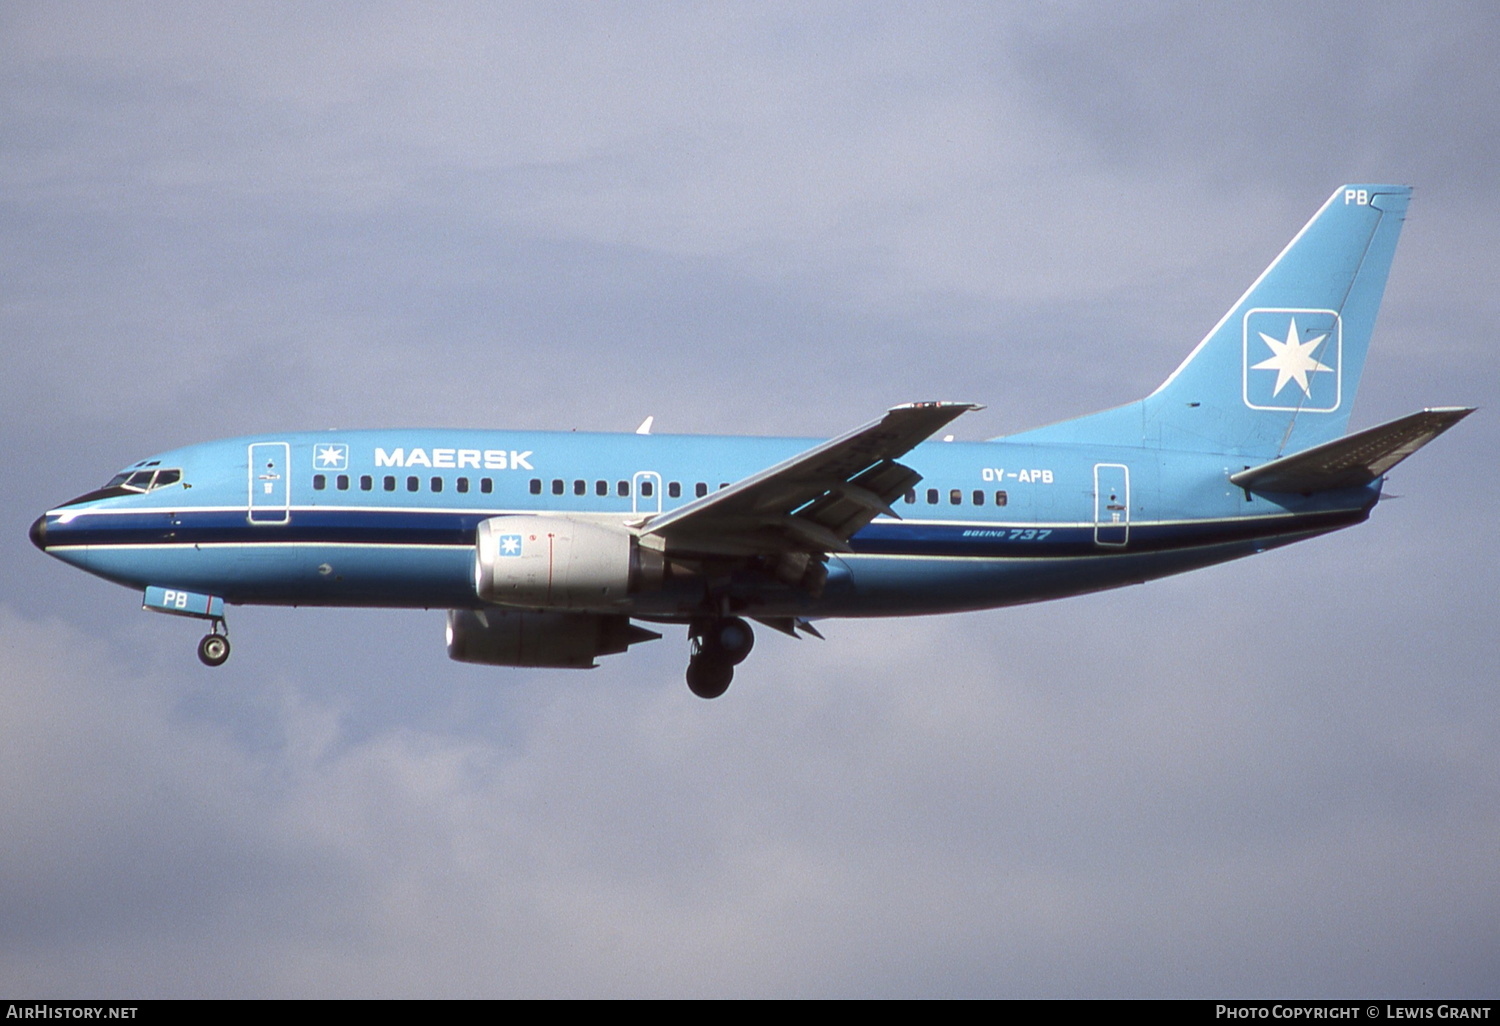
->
[30,185,1471,697]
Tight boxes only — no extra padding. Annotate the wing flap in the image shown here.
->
[643,401,978,556]
[1230,407,1473,493]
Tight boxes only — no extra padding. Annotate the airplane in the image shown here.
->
[29,184,1472,698]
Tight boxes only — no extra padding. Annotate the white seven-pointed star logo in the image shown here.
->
[1251,317,1333,397]
[314,444,348,469]
[499,534,522,556]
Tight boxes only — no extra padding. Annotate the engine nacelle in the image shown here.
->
[447,608,660,669]
[473,515,663,611]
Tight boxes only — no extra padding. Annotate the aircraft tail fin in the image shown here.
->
[1005,185,1413,459]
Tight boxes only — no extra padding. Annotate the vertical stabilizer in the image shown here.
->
[1005,185,1411,458]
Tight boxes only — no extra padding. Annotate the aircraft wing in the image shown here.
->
[1230,407,1474,494]
[640,401,980,557]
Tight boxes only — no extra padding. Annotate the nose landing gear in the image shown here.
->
[140,588,233,667]
[685,616,754,699]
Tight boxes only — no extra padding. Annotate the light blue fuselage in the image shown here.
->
[39,428,1374,623]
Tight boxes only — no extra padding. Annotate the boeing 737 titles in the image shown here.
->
[30,185,1471,697]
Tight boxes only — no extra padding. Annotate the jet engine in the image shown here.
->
[446,608,660,668]
[473,515,664,610]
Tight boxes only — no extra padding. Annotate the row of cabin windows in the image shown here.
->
[307,475,1006,508]
[311,475,733,497]
[528,479,728,498]
[312,474,497,494]
[905,488,1009,507]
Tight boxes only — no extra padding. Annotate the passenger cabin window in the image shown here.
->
[617,481,629,497]
[573,479,585,496]
[481,478,493,494]
[456,477,469,493]
[337,474,349,490]
[668,481,681,499]
[640,480,654,497]
[696,482,708,498]
[551,479,564,495]
[384,476,396,491]
[926,488,938,505]
[529,479,541,495]
[313,474,326,490]
[596,480,608,496]
[905,490,916,504]
[360,475,373,491]
[995,490,1008,506]
[407,476,419,492]
[950,489,961,505]
[972,490,984,506]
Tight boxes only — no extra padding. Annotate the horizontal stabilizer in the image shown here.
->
[1230,407,1474,493]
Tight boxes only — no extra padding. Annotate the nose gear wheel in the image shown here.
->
[197,620,230,667]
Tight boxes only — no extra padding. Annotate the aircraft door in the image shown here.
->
[248,442,291,524]
[632,471,662,516]
[1093,463,1129,546]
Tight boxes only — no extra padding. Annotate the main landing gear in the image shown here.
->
[685,616,755,700]
[197,620,231,667]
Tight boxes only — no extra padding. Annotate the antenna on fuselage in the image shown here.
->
[636,416,654,435]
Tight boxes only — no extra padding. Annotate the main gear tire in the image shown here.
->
[686,657,733,699]
[705,616,755,665]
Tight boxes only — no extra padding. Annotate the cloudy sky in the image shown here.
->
[3,1,1497,998]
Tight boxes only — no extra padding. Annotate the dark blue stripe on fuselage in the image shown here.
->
[45,504,1370,559]
[48,508,480,548]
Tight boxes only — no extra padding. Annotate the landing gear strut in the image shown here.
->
[685,616,754,699]
[197,620,231,667]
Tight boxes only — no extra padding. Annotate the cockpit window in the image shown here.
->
[60,467,186,507]
[116,468,182,493]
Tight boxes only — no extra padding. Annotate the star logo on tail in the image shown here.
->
[1252,317,1333,397]
[1242,308,1342,412]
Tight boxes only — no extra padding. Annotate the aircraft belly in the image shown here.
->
[72,541,478,608]
[815,530,1341,617]
[46,500,1368,618]
[222,544,477,607]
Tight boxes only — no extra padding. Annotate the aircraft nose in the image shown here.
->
[29,514,47,551]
